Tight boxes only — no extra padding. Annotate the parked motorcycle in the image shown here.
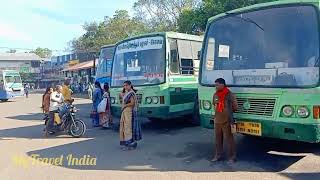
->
[43,103,86,137]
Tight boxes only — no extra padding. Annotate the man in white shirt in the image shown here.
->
[47,85,64,133]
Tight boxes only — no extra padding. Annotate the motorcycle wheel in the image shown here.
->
[69,120,86,138]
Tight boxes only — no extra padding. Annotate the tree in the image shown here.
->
[133,0,201,31]
[30,47,52,58]
[70,10,148,53]
[177,0,278,34]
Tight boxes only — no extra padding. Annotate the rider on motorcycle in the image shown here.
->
[47,85,64,133]
[60,80,75,115]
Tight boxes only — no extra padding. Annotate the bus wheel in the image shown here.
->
[1,99,8,102]
[189,97,200,125]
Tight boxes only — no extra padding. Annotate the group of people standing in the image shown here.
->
[91,81,112,129]
[91,80,142,150]
[40,78,237,157]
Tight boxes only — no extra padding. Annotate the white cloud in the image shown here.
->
[0,21,32,42]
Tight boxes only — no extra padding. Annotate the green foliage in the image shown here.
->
[70,0,278,52]
[177,0,278,34]
[30,47,52,58]
[133,0,200,31]
[70,10,148,53]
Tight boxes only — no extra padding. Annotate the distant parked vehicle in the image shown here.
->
[0,70,24,101]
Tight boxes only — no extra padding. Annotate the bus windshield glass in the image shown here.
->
[5,76,22,83]
[201,5,319,87]
[111,36,165,87]
[96,46,114,78]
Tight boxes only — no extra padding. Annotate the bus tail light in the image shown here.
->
[160,96,165,104]
[313,106,320,119]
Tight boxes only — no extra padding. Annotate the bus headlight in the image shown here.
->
[282,105,294,117]
[146,97,152,104]
[152,97,159,104]
[203,100,212,110]
[297,106,309,118]
[110,97,115,104]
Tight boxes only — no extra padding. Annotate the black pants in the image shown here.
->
[47,110,58,132]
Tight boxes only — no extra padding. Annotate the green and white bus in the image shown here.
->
[0,70,24,101]
[110,32,203,123]
[199,0,320,143]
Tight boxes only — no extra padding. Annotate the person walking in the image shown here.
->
[99,83,112,129]
[87,82,93,100]
[211,78,238,164]
[91,81,103,127]
[119,81,141,150]
[24,84,29,98]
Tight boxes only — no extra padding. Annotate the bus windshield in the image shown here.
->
[96,46,114,78]
[111,36,165,87]
[201,5,320,87]
[5,76,22,83]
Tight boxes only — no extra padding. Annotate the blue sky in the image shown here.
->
[0,0,135,55]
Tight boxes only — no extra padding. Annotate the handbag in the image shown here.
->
[97,98,107,113]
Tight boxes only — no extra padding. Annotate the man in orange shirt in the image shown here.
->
[211,78,238,164]
[61,80,73,103]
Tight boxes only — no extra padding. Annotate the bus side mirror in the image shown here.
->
[197,50,201,60]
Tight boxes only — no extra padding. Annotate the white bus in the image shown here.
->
[0,70,24,101]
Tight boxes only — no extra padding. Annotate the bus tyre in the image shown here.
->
[190,97,200,125]
[1,99,8,102]
[69,120,86,138]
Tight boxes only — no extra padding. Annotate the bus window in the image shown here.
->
[191,41,202,76]
[177,40,193,75]
[169,39,180,74]
[181,58,194,75]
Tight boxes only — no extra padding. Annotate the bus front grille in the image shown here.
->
[236,98,276,117]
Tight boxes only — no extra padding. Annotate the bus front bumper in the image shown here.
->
[200,113,320,143]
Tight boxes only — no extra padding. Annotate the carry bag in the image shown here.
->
[97,98,107,113]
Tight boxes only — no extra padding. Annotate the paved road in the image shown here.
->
[0,94,319,180]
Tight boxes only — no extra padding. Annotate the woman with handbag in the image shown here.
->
[98,83,112,129]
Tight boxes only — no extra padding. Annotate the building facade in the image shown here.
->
[0,53,42,87]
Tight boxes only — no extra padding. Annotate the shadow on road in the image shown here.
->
[21,124,320,173]
[6,113,44,121]
[2,100,320,173]
[280,172,320,180]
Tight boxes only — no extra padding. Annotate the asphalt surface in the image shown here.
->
[0,94,319,180]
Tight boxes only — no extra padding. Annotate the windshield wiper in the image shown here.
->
[226,12,264,31]
[9,79,17,89]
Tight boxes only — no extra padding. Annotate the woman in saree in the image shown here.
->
[120,81,142,150]
[99,83,112,129]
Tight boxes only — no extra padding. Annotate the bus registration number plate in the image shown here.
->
[236,121,262,136]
